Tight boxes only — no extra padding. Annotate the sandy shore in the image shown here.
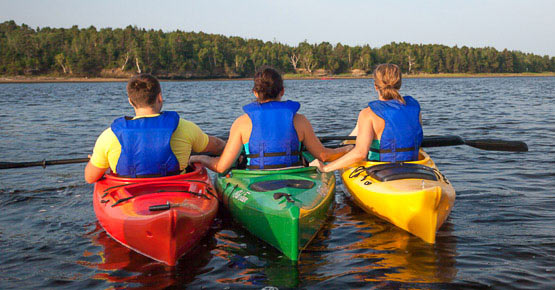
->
[1,72,554,83]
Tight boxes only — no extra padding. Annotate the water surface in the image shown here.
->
[1,77,554,289]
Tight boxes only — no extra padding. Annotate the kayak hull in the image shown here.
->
[93,163,218,266]
[340,151,455,243]
[215,166,335,261]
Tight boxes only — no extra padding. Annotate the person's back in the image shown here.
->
[310,63,423,172]
[110,110,181,177]
[367,64,422,162]
[190,67,351,173]
[84,74,225,183]
[243,99,302,169]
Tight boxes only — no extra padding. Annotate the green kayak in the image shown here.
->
[214,165,335,261]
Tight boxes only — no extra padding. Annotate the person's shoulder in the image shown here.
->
[229,114,251,135]
[177,118,202,129]
[234,113,250,124]
[98,127,115,138]
[360,107,374,116]
[94,127,118,148]
[404,95,419,103]
[293,113,309,123]
[360,107,381,122]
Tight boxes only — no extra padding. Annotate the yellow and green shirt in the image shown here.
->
[90,114,209,173]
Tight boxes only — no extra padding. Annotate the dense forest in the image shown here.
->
[1,20,554,78]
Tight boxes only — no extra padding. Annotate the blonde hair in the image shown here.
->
[373,63,404,104]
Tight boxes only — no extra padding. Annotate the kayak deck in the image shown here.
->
[215,166,335,261]
[340,151,455,243]
[93,164,218,266]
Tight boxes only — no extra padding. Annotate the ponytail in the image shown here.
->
[373,64,404,104]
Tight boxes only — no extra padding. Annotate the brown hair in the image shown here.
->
[126,74,161,107]
[252,67,284,101]
[373,64,404,104]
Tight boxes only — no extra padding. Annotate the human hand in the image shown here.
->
[309,159,325,172]
[189,155,203,165]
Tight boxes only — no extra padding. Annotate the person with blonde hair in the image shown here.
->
[310,63,423,172]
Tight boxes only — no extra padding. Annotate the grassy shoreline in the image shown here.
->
[1,72,554,83]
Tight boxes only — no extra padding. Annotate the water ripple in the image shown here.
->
[1,77,554,289]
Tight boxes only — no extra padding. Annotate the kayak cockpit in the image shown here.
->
[366,163,440,182]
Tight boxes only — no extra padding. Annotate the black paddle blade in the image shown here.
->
[464,139,528,152]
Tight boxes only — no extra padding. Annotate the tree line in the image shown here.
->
[1,20,554,78]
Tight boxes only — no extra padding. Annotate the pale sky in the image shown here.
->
[1,0,553,56]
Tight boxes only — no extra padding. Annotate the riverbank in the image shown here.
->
[1,72,554,83]
[283,72,555,79]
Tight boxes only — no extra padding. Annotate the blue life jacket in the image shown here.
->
[111,111,181,177]
[368,96,423,162]
[243,100,302,169]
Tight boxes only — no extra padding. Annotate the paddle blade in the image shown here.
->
[464,139,528,152]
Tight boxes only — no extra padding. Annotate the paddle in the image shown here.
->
[319,135,528,152]
[0,152,222,170]
[0,158,90,170]
[0,135,528,170]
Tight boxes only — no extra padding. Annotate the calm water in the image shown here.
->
[0,78,554,289]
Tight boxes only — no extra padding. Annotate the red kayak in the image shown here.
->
[93,163,218,266]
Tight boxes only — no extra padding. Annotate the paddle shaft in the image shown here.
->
[0,152,219,170]
[0,158,90,169]
[319,135,528,152]
[1,135,527,170]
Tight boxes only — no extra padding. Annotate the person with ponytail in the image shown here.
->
[190,66,351,173]
[310,63,423,172]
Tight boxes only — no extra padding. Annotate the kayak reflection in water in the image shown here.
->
[84,74,225,183]
[190,66,351,172]
[310,63,423,172]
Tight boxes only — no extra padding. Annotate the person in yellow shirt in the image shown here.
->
[84,74,225,183]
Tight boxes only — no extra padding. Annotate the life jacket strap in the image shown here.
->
[247,160,304,170]
[370,147,416,154]
[246,151,301,158]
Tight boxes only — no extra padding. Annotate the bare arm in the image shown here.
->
[295,114,352,162]
[202,135,226,155]
[349,119,359,136]
[190,116,245,173]
[84,161,107,183]
[311,109,373,172]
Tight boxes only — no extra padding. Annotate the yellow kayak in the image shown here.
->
[340,151,455,243]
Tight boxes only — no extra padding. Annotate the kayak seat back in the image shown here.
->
[249,179,315,192]
[367,163,438,182]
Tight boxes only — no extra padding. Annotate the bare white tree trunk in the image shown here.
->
[135,57,142,73]
[121,52,129,70]
[61,64,67,74]
[302,55,316,74]
[235,55,246,71]
[55,54,68,74]
[290,53,299,70]
[408,55,415,74]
